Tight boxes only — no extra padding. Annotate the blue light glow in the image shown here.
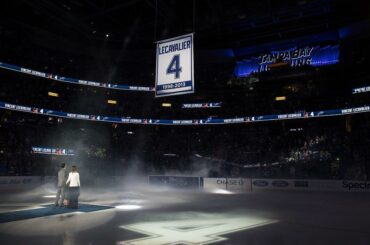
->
[235,45,339,77]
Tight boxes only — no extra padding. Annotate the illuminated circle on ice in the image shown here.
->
[115,205,142,210]
[210,189,233,195]
[42,195,56,198]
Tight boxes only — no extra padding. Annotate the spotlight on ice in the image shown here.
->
[210,189,233,195]
[42,195,56,198]
[115,205,141,210]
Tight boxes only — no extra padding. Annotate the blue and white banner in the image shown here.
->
[0,101,369,125]
[0,61,154,92]
[182,102,222,109]
[352,85,370,94]
[155,33,194,97]
[32,146,75,156]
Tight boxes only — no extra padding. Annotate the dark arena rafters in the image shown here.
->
[0,0,370,244]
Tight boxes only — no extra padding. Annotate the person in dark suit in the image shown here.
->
[55,163,67,207]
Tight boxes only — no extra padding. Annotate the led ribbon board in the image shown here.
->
[0,62,153,92]
[32,147,75,156]
[1,101,370,125]
[235,45,339,77]
[155,33,194,97]
[182,102,222,109]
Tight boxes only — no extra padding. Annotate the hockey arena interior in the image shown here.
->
[1,1,370,244]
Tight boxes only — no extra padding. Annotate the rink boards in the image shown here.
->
[148,175,370,192]
[2,176,370,193]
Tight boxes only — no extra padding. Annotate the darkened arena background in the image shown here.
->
[0,1,370,244]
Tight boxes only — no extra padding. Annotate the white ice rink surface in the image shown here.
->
[0,186,370,245]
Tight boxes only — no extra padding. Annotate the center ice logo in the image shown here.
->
[117,215,276,245]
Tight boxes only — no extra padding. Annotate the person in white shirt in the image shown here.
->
[65,165,80,209]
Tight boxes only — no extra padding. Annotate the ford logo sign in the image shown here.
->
[253,180,268,187]
[272,180,289,187]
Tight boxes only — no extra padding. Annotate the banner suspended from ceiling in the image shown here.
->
[155,33,194,97]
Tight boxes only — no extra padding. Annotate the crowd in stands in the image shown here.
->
[0,123,33,176]
[287,135,331,163]
[1,109,370,181]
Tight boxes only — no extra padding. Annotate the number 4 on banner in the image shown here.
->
[166,55,182,79]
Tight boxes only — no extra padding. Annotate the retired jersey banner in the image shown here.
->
[155,33,194,97]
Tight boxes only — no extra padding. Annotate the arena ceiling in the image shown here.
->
[1,0,369,53]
